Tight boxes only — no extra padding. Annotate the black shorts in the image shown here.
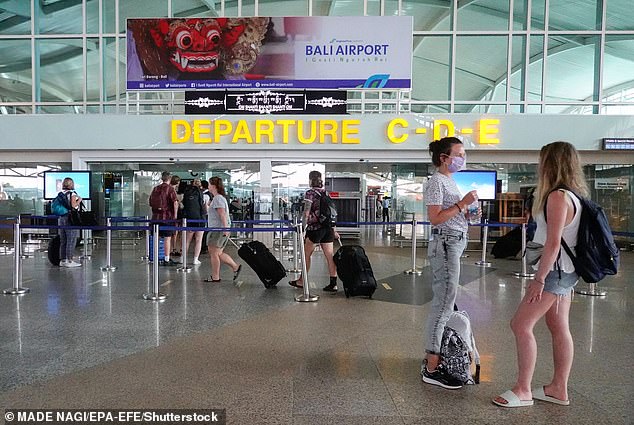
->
[159,230,174,237]
[306,227,335,244]
[185,221,205,228]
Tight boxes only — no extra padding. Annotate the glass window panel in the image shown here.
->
[607,0,634,30]
[102,37,118,101]
[513,0,528,31]
[366,0,381,16]
[531,0,545,30]
[526,104,542,113]
[37,1,83,34]
[527,35,543,101]
[387,0,450,31]
[87,38,100,102]
[544,104,594,114]
[509,35,526,102]
[172,0,218,18]
[86,0,99,34]
[0,1,32,35]
[603,36,634,101]
[412,35,450,101]
[240,0,256,17]
[103,0,116,33]
[548,0,600,31]
[119,0,168,33]
[457,0,509,31]
[411,104,450,113]
[545,35,598,102]
[257,1,308,16]
[37,39,84,102]
[37,105,84,114]
[0,39,32,102]
[314,0,363,16]
[455,36,508,102]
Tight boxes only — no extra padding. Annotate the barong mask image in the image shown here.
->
[128,17,270,79]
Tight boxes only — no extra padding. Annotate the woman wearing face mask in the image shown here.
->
[421,136,478,390]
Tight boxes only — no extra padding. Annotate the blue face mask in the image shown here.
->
[447,156,466,173]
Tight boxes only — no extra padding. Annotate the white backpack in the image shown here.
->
[440,310,481,385]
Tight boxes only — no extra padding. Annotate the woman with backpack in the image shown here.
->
[421,137,478,390]
[56,177,82,268]
[493,141,584,408]
[181,179,206,265]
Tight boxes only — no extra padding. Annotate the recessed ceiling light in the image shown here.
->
[373,166,378,169]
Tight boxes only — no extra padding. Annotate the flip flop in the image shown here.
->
[289,280,303,289]
[204,277,222,283]
[233,264,242,281]
[492,390,534,408]
[533,387,570,406]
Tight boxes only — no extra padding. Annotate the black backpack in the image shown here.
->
[547,189,619,283]
[182,186,205,219]
[314,190,337,227]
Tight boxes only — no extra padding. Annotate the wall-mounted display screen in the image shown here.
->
[453,170,497,201]
[43,171,92,200]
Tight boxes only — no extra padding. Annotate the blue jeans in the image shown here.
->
[59,215,79,261]
[425,232,467,354]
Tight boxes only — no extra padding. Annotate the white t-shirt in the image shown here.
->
[424,172,468,233]
[208,195,231,228]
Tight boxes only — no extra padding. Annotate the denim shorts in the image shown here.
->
[543,269,578,296]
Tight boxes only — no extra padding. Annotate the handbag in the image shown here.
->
[69,202,97,227]
[524,240,543,266]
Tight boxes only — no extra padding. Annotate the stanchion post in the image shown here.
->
[18,216,32,259]
[81,228,92,260]
[277,221,284,262]
[287,216,301,275]
[101,217,117,272]
[177,218,192,273]
[295,221,318,303]
[576,282,607,297]
[144,223,167,301]
[404,219,423,275]
[141,215,150,261]
[4,219,29,295]
[475,219,492,267]
[514,223,535,278]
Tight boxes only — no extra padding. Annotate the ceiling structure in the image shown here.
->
[0,0,632,114]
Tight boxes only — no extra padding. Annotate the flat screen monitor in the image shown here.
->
[453,170,497,201]
[43,171,92,200]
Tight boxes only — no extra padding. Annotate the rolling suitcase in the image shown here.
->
[238,240,286,288]
[48,235,61,266]
[333,243,377,298]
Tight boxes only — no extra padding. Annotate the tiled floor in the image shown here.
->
[0,229,631,424]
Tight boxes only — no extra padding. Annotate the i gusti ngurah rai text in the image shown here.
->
[170,118,500,145]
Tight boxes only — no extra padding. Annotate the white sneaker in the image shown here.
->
[192,259,202,265]
[59,260,69,267]
[65,260,82,268]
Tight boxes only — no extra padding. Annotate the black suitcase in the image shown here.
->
[491,227,523,259]
[48,235,61,266]
[333,244,377,298]
[238,240,286,288]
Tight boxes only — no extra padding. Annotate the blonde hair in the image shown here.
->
[62,177,74,190]
[532,141,588,216]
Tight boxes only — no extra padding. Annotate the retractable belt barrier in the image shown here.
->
[3,216,628,300]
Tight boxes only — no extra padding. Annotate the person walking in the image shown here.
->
[289,170,339,292]
[493,141,584,408]
[149,171,179,266]
[57,177,82,267]
[204,176,241,283]
[421,136,478,390]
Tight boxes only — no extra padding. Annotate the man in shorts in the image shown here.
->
[149,171,179,265]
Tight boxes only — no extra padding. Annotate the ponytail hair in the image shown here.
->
[209,176,226,196]
[429,137,463,167]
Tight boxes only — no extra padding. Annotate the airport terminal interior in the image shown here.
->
[1,1,634,424]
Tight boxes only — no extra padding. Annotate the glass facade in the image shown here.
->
[0,0,633,114]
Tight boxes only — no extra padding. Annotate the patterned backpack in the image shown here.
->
[439,309,480,385]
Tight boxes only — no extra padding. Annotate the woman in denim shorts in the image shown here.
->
[493,141,584,408]
[421,137,479,390]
